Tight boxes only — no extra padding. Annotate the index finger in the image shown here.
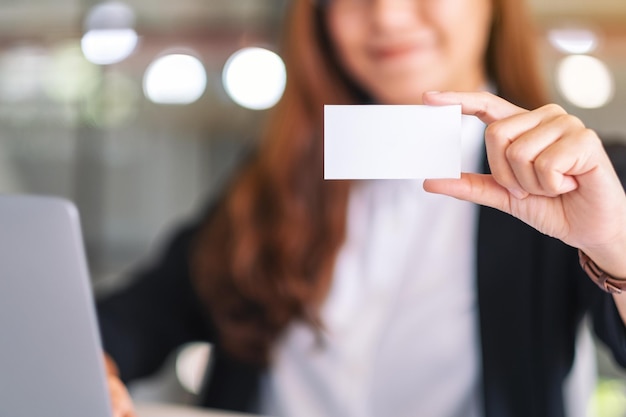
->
[422,91,528,124]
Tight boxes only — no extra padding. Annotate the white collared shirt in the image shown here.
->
[259,115,487,417]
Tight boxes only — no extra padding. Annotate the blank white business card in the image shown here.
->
[324,104,461,180]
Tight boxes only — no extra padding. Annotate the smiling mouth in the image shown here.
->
[368,49,439,78]
[372,41,436,63]
[374,44,420,59]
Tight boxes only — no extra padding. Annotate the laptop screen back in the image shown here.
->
[0,195,112,417]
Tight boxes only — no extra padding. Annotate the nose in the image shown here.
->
[369,0,423,32]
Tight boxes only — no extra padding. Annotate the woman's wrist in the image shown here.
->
[580,232,626,276]
[104,353,120,377]
[579,249,626,293]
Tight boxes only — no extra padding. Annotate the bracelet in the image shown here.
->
[578,249,626,294]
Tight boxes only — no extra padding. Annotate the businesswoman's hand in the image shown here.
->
[104,353,137,417]
[422,91,626,282]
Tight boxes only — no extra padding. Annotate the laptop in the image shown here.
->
[0,194,112,417]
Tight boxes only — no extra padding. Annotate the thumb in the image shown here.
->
[424,173,511,213]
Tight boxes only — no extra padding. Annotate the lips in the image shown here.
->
[368,42,439,76]
[370,37,439,66]
[373,43,422,60]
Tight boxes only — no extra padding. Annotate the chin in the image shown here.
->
[373,87,428,105]
[369,77,444,105]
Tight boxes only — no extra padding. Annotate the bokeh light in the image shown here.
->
[556,55,614,109]
[0,45,49,102]
[81,29,138,65]
[143,54,207,105]
[222,47,286,110]
[175,342,211,395]
[83,70,140,128]
[42,42,101,104]
[85,1,135,29]
[81,1,138,65]
[588,379,626,417]
[548,28,599,55]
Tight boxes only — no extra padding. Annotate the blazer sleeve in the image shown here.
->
[96,217,217,383]
[586,141,626,367]
[96,147,255,383]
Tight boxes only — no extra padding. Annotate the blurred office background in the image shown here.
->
[0,0,624,415]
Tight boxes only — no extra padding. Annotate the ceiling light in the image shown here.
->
[556,55,614,109]
[222,47,286,110]
[81,29,138,65]
[82,1,138,65]
[143,54,207,105]
[548,28,598,55]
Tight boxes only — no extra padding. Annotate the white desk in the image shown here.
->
[135,403,262,417]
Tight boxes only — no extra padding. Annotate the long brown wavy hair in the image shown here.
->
[192,0,548,364]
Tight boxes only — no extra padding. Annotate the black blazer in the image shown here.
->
[97,144,626,417]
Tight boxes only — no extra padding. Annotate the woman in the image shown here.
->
[99,0,626,416]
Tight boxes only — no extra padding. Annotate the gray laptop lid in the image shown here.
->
[0,195,112,417]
